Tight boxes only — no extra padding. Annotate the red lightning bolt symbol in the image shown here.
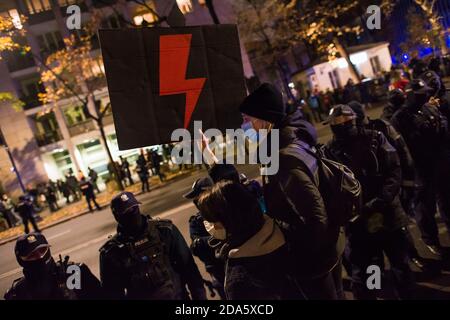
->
[160,34,206,129]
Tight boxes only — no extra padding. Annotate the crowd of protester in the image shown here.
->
[0,146,182,231]
[294,55,450,125]
[4,55,450,300]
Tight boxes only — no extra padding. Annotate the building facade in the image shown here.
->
[0,0,249,196]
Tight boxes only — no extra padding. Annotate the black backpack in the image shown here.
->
[283,142,362,226]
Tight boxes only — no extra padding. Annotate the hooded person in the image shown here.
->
[197,180,302,300]
[4,233,102,300]
[239,83,345,300]
[99,192,206,300]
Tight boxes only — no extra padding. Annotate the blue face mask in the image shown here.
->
[241,121,259,143]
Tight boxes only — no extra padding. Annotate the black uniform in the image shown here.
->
[391,99,449,247]
[366,119,417,211]
[16,198,40,234]
[46,186,59,212]
[5,261,102,300]
[99,216,206,300]
[5,233,103,300]
[189,213,226,299]
[66,174,80,201]
[121,158,134,186]
[151,151,165,182]
[79,179,101,212]
[88,168,100,193]
[136,154,150,193]
[421,70,450,234]
[325,126,413,300]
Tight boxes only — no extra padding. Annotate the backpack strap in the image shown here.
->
[281,141,319,186]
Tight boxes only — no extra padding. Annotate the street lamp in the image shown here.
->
[0,127,26,193]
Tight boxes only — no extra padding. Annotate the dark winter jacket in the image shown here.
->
[15,201,34,219]
[189,213,225,280]
[99,217,206,300]
[381,102,397,122]
[4,261,103,300]
[224,216,301,300]
[324,128,408,231]
[262,110,345,279]
[79,180,95,198]
[391,102,448,172]
[367,118,416,187]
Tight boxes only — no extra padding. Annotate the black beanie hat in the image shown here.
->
[208,164,240,183]
[239,83,286,124]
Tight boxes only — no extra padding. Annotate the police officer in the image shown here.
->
[381,89,407,122]
[16,195,40,234]
[79,177,101,212]
[391,79,449,257]
[4,232,102,300]
[421,70,450,225]
[136,150,150,193]
[184,177,226,299]
[88,167,100,193]
[120,156,134,186]
[348,101,426,269]
[324,105,414,300]
[99,192,206,300]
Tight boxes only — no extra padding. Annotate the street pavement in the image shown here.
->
[2,104,450,299]
[0,164,260,299]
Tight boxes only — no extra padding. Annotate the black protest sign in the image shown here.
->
[98,25,246,150]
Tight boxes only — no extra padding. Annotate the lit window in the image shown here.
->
[58,0,79,6]
[350,52,368,65]
[8,9,23,29]
[24,0,52,14]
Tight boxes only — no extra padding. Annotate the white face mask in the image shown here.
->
[203,220,227,240]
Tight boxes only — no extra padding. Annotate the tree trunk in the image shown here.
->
[97,119,124,191]
[438,30,448,56]
[414,0,448,56]
[334,37,361,84]
[276,61,295,100]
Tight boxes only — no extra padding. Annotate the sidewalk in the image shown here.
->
[0,169,197,245]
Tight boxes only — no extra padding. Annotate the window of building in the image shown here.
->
[370,56,382,74]
[23,0,52,14]
[4,50,36,72]
[57,0,80,6]
[328,69,341,89]
[77,139,109,177]
[63,105,88,126]
[19,76,45,109]
[20,77,43,98]
[51,150,75,177]
[36,31,65,58]
[63,105,89,127]
[29,112,62,146]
